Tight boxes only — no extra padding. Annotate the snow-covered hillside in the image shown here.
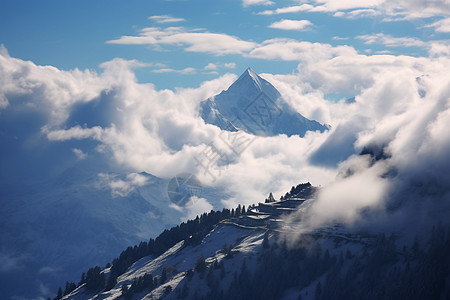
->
[60,183,450,300]
[0,153,226,300]
[200,68,329,137]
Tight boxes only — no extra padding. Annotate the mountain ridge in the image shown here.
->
[56,182,450,300]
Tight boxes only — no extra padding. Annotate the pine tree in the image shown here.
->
[161,268,167,284]
[56,288,63,300]
[263,231,270,249]
[181,283,189,299]
[265,192,275,203]
[315,281,322,300]
[195,256,207,273]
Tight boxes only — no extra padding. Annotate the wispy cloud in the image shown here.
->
[357,33,428,48]
[107,27,257,56]
[242,0,274,8]
[203,62,236,71]
[268,19,313,31]
[257,0,450,33]
[72,148,88,160]
[152,67,196,74]
[248,38,357,62]
[258,4,317,15]
[426,17,450,33]
[0,94,8,109]
[332,36,349,41]
[148,15,185,23]
[98,173,149,197]
[334,8,380,18]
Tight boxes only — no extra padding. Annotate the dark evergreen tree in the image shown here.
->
[56,287,62,300]
[263,231,270,249]
[161,267,167,284]
[195,256,207,273]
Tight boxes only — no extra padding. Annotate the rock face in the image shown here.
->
[201,68,329,137]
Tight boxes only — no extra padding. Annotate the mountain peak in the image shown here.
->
[235,67,263,91]
[200,68,329,137]
[244,67,256,76]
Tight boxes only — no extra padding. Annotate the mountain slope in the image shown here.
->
[59,183,450,300]
[200,68,329,137]
[0,155,227,300]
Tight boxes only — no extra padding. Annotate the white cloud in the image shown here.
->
[204,62,236,71]
[335,8,380,18]
[279,48,450,235]
[98,172,149,197]
[0,46,103,126]
[152,67,196,74]
[183,196,214,221]
[258,4,314,15]
[0,94,8,109]
[242,0,274,7]
[148,15,185,23]
[332,36,349,40]
[248,39,357,62]
[224,62,236,69]
[314,0,384,11]
[357,33,428,48]
[429,42,450,57]
[204,63,217,70]
[426,17,450,32]
[308,156,389,226]
[72,148,88,160]
[107,26,257,56]
[258,0,450,32]
[45,125,104,141]
[2,44,450,234]
[268,19,313,31]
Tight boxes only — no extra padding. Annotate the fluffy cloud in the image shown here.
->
[98,172,149,197]
[248,39,357,62]
[0,45,103,126]
[2,41,450,233]
[107,27,257,55]
[280,49,450,237]
[203,62,236,71]
[268,19,313,31]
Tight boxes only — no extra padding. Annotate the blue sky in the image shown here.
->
[1,0,448,89]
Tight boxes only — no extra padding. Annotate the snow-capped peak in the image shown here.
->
[241,67,263,90]
[200,68,329,137]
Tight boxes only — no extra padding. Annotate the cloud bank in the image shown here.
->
[257,0,450,25]
[1,39,449,234]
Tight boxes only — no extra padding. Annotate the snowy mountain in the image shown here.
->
[0,154,226,300]
[201,68,329,137]
[59,183,450,300]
